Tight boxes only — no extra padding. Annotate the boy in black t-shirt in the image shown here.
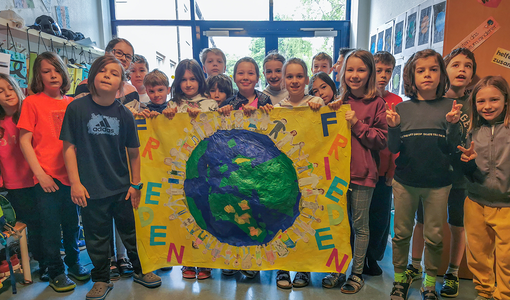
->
[60,55,161,300]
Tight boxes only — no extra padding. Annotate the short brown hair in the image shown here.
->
[199,48,226,65]
[30,52,70,95]
[469,75,510,131]
[403,49,449,99]
[374,51,396,68]
[87,55,126,96]
[312,52,333,68]
[144,69,169,88]
[444,48,477,79]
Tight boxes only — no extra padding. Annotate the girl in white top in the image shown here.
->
[275,58,324,108]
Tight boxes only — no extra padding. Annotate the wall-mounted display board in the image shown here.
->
[443,0,510,81]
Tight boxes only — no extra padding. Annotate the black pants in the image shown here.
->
[366,176,393,262]
[6,187,44,263]
[81,192,142,282]
[35,179,80,279]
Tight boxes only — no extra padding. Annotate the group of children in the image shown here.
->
[0,35,508,300]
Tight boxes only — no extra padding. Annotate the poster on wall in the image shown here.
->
[404,7,418,56]
[135,107,353,273]
[417,1,433,50]
[393,12,406,58]
[55,6,71,29]
[377,30,384,52]
[0,49,27,88]
[14,0,35,8]
[384,21,394,54]
[370,34,377,54]
[432,1,446,45]
[391,64,402,95]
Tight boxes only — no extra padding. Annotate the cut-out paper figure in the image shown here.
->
[202,236,215,254]
[298,172,322,188]
[269,118,287,140]
[292,227,309,243]
[224,246,234,265]
[164,157,184,169]
[301,188,325,198]
[176,138,194,154]
[232,248,241,268]
[162,177,184,185]
[190,119,206,139]
[247,113,259,131]
[241,247,253,269]
[298,162,318,174]
[167,169,185,177]
[287,141,305,157]
[212,114,220,130]
[165,197,186,211]
[301,212,321,223]
[276,130,297,150]
[170,148,188,162]
[272,239,290,257]
[211,242,224,262]
[255,245,263,266]
[186,223,200,239]
[181,216,195,228]
[259,112,271,131]
[302,197,325,217]
[281,231,297,249]
[296,218,317,236]
[183,128,200,146]
[292,153,310,162]
[221,115,231,130]
[166,184,184,196]
[168,209,186,220]
[233,111,244,129]
[199,113,215,137]
[264,244,276,265]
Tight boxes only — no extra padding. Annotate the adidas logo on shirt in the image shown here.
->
[87,114,120,136]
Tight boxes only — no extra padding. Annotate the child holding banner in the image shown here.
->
[386,49,462,300]
[60,55,161,300]
[321,50,387,294]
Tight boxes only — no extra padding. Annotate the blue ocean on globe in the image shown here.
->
[184,130,301,246]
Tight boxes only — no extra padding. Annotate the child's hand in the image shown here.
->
[328,100,342,111]
[218,105,233,116]
[385,177,393,186]
[126,187,141,209]
[446,100,463,123]
[385,103,401,127]
[458,141,477,162]
[308,101,322,111]
[149,111,160,118]
[242,104,257,117]
[37,173,59,193]
[187,107,201,118]
[71,183,90,207]
[127,107,138,116]
[163,107,177,120]
[260,104,274,114]
[137,109,151,119]
[345,110,358,126]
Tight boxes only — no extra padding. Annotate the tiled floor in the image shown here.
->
[0,245,478,300]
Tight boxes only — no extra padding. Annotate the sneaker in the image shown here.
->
[441,273,459,298]
[117,258,134,278]
[110,260,120,281]
[78,226,87,251]
[221,269,238,276]
[240,270,259,279]
[49,273,76,292]
[86,281,113,300]
[421,287,439,300]
[39,265,50,282]
[133,272,161,288]
[390,274,412,300]
[405,264,423,281]
[68,263,91,281]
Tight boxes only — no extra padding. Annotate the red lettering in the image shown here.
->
[325,248,349,273]
[142,137,160,160]
[167,243,185,264]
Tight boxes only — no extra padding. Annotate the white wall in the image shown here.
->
[0,0,110,49]
[368,0,423,40]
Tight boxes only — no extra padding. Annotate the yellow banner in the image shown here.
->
[135,106,352,273]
